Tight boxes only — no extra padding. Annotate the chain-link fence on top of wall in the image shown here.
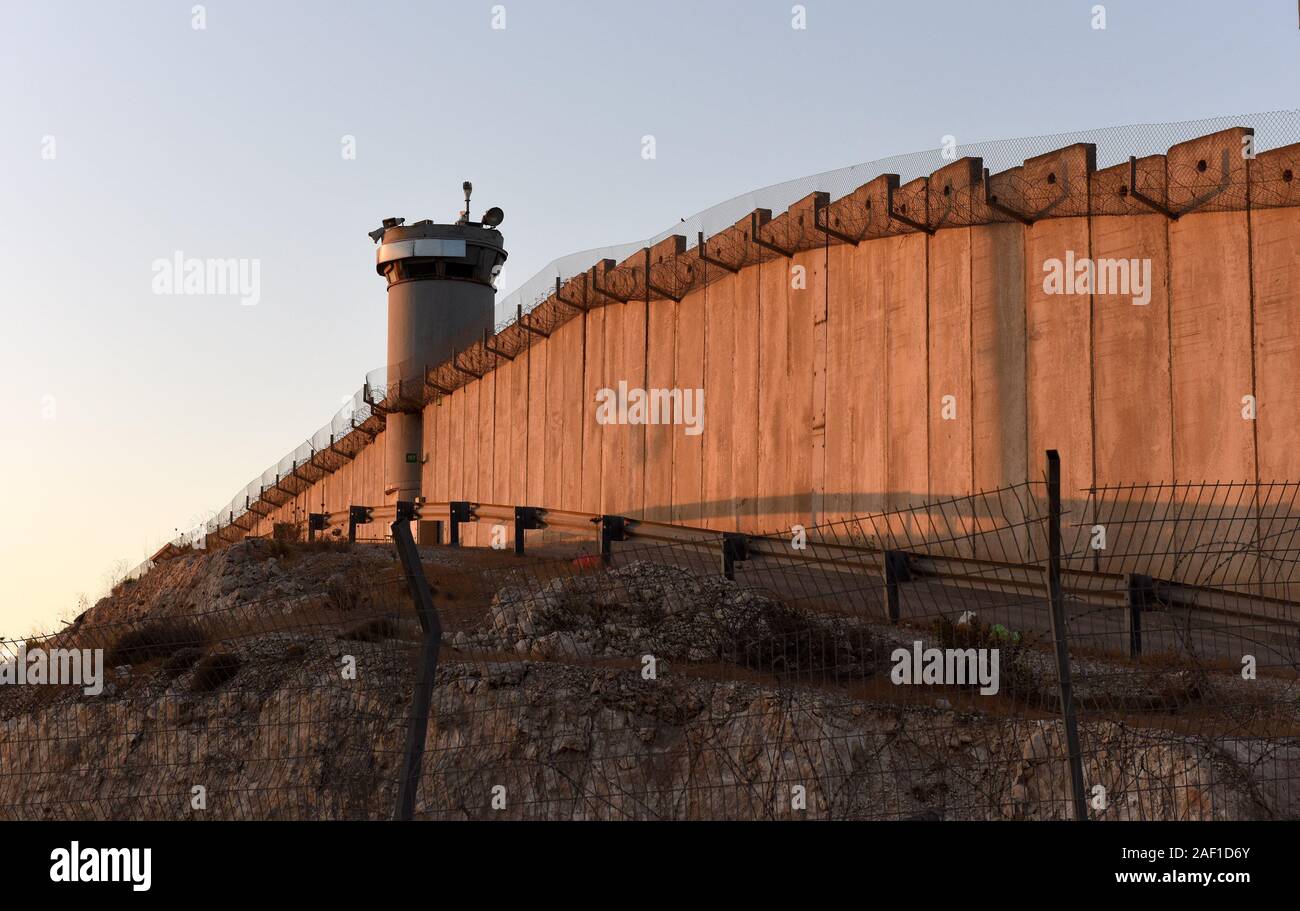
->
[494,108,1300,322]
[127,111,1300,590]
[11,461,1300,820]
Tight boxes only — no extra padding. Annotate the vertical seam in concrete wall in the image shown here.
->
[702,280,712,522]
[755,256,763,528]
[1164,217,1175,479]
[579,311,588,511]
[1022,226,1030,483]
[924,232,932,502]
[641,286,651,516]
[816,236,829,524]
[1245,160,1262,594]
[1246,182,1260,485]
[967,226,975,500]
[1087,188,1098,566]
[883,242,891,499]
[671,288,680,519]
[521,346,530,500]
[487,373,496,515]
[925,227,935,501]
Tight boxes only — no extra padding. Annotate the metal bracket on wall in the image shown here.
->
[644,247,683,302]
[1169,148,1237,217]
[482,328,515,362]
[424,367,453,397]
[1126,156,1179,220]
[517,304,550,338]
[447,500,474,547]
[931,191,957,232]
[555,274,589,311]
[590,260,632,304]
[596,514,627,562]
[886,179,935,235]
[450,349,482,380]
[513,506,546,555]
[981,168,1036,225]
[348,505,373,543]
[813,195,865,246]
[750,210,795,258]
[721,532,749,580]
[697,232,741,273]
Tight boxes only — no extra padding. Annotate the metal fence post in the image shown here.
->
[1045,450,1088,821]
[447,501,472,546]
[348,505,372,543]
[514,506,544,555]
[721,532,748,580]
[391,502,443,821]
[307,513,327,542]
[882,550,909,624]
[599,515,626,563]
[1126,573,1152,659]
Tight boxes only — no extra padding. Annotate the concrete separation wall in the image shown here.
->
[226,128,1300,561]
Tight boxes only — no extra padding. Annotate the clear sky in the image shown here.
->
[2,0,1297,632]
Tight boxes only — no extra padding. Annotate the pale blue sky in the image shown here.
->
[2,0,1297,629]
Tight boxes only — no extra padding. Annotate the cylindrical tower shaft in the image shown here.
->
[371,206,507,521]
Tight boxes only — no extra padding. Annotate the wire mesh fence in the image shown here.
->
[0,542,420,821]
[12,468,1300,820]
[1057,481,1300,821]
[495,109,1300,321]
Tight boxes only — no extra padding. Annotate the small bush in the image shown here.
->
[265,539,292,560]
[107,620,206,666]
[272,522,301,543]
[325,580,364,614]
[932,615,1040,697]
[301,539,352,554]
[162,647,205,676]
[339,617,399,642]
[190,652,242,692]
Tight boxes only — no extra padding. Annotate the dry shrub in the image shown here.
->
[107,620,206,666]
[190,652,242,692]
[339,617,399,643]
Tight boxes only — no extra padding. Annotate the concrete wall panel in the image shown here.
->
[1025,216,1094,506]
[786,248,818,532]
[526,339,548,512]
[672,289,706,524]
[644,295,677,521]
[580,308,606,516]
[927,227,974,556]
[555,317,587,514]
[757,256,791,532]
[1089,202,1173,487]
[731,266,762,533]
[822,242,856,525]
[883,232,930,542]
[850,232,887,521]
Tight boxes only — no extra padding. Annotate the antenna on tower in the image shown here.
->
[460,181,473,224]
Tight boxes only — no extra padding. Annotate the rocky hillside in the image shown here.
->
[0,538,1295,821]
